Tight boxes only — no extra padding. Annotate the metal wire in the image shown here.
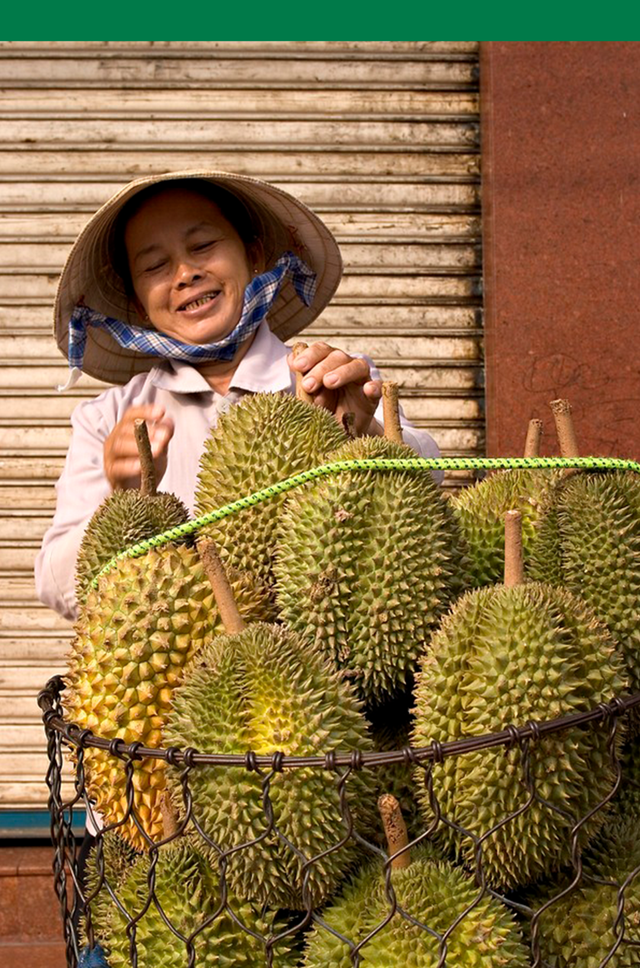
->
[39,677,640,967]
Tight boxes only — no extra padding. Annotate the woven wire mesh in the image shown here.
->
[38,676,640,968]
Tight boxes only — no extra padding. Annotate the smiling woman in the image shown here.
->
[35,169,442,622]
[123,187,261,346]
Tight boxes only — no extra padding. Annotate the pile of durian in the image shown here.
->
[63,373,640,966]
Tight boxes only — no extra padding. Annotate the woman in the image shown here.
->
[36,169,441,621]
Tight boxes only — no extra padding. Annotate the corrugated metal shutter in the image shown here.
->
[0,41,482,812]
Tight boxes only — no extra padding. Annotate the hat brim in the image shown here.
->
[54,170,343,386]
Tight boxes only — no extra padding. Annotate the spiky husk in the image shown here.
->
[82,831,140,949]
[528,470,640,688]
[164,622,374,910]
[274,436,467,705]
[195,391,347,597]
[99,839,297,968]
[76,489,190,602]
[527,795,640,967]
[302,846,529,967]
[64,544,273,850]
[450,467,559,587]
[410,583,628,891]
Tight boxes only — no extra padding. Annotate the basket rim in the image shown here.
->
[37,675,640,771]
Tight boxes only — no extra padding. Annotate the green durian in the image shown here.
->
[411,560,628,890]
[525,398,640,690]
[64,543,273,851]
[194,391,347,598]
[275,434,466,705]
[529,468,640,689]
[526,787,640,966]
[450,418,560,587]
[82,831,140,948]
[99,837,297,968]
[75,419,190,601]
[303,796,528,967]
[164,620,374,910]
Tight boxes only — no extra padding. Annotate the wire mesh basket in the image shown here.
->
[38,675,640,968]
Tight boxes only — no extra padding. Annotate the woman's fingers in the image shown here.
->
[104,405,174,490]
[290,343,371,392]
[288,343,385,435]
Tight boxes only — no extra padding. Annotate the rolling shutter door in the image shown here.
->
[0,41,482,813]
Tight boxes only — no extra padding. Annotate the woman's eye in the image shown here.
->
[193,240,215,252]
[143,260,167,273]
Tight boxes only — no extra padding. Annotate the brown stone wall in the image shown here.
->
[481,42,640,458]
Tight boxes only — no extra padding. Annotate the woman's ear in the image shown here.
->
[130,294,150,324]
[248,238,266,275]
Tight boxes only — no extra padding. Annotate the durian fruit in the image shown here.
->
[411,510,629,892]
[164,539,374,910]
[528,398,640,690]
[450,417,561,587]
[76,419,189,601]
[96,803,297,968]
[81,830,140,950]
[302,794,529,967]
[194,370,348,600]
[64,541,273,851]
[527,780,640,966]
[275,382,466,706]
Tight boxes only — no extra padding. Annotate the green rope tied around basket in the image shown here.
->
[90,455,640,588]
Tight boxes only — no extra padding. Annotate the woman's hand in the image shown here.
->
[288,342,383,436]
[104,405,175,491]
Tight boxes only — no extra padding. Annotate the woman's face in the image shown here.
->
[124,186,260,345]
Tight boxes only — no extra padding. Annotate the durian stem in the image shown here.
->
[381,382,404,443]
[523,419,543,458]
[292,341,314,404]
[504,510,524,587]
[161,794,179,840]
[134,419,157,496]
[378,793,411,870]
[549,399,580,458]
[197,538,247,633]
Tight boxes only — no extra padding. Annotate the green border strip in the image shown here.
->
[90,455,640,588]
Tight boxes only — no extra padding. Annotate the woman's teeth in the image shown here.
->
[182,292,218,311]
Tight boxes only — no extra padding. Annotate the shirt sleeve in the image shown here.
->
[34,397,114,621]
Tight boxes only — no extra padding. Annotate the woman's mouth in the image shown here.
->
[179,291,221,312]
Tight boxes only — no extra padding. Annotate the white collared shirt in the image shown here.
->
[35,321,441,621]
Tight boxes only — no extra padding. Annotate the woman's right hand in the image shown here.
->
[104,405,175,491]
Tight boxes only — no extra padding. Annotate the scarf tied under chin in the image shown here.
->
[58,251,316,391]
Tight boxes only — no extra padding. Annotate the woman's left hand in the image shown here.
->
[288,342,383,435]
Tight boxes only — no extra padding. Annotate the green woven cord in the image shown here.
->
[90,456,640,588]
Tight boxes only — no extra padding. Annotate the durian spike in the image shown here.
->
[378,793,411,870]
[381,381,404,443]
[523,418,543,458]
[504,510,524,588]
[197,537,247,633]
[549,398,580,458]
[292,341,314,404]
[160,793,179,840]
[133,418,157,497]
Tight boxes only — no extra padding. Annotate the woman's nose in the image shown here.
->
[174,261,202,288]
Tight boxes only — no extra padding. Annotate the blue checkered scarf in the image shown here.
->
[58,251,316,391]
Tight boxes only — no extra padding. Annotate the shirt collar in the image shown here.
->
[148,320,294,396]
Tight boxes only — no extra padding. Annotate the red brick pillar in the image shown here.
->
[0,846,67,967]
[481,42,640,458]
